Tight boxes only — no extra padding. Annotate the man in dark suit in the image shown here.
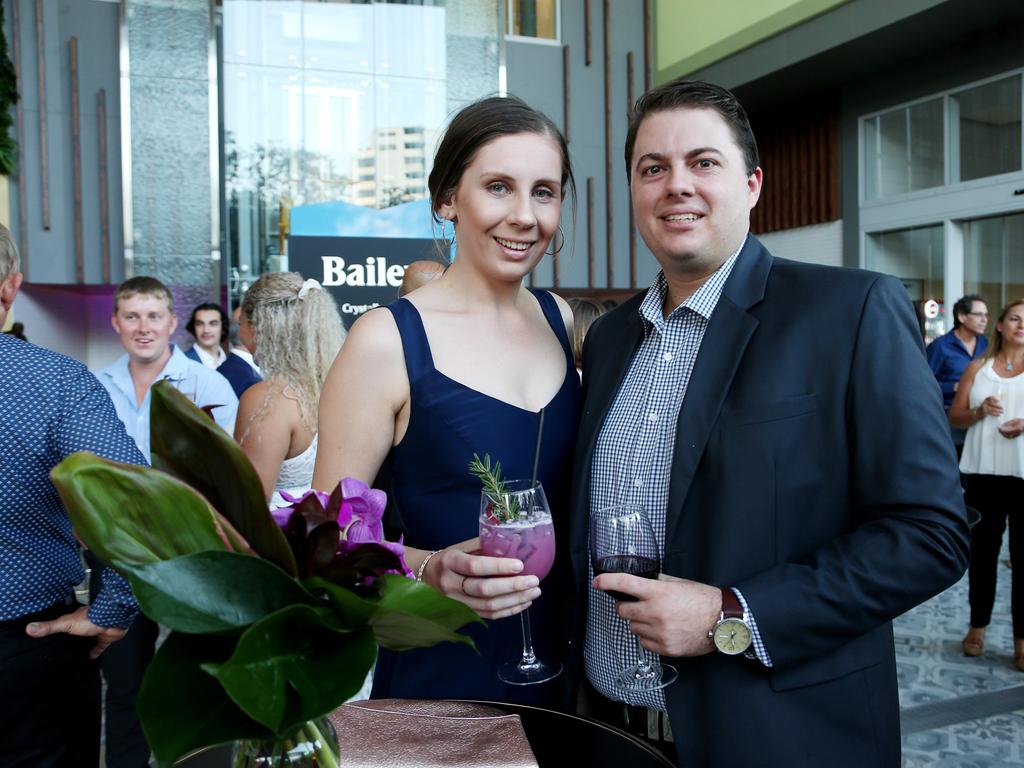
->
[565,79,970,767]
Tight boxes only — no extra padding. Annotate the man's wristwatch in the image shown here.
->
[709,588,753,656]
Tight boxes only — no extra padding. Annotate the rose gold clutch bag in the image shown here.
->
[328,699,539,768]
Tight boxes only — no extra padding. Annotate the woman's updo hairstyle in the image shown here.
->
[428,94,576,225]
[240,272,345,430]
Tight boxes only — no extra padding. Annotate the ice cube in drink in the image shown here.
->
[480,514,556,580]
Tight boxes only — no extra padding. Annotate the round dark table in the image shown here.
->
[176,700,675,767]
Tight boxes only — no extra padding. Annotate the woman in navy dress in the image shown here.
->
[313,96,580,704]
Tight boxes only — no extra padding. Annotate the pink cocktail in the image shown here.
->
[480,515,555,579]
[477,478,562,685]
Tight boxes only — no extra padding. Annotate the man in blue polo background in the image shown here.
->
[927,294,989,457]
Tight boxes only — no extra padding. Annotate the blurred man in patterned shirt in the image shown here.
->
[0,223,146,767]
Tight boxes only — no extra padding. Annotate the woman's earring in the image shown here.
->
[546,225,565,256]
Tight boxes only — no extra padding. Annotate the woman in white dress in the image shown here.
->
[950,298,1024,670]
[235,272,346,507]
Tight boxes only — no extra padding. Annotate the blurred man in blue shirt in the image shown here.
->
[0,224,145,767]
[927,294,989,455]
[94,276,238,767]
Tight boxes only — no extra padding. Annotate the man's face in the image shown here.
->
[112,293,177,366]
[958,300,988,337]
[630,107,761,280]
[192,308,223,353]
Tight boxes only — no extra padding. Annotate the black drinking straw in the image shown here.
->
[530,407,545,487]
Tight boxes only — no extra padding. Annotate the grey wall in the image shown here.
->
[506,0,653,291]
[5,0,124,284]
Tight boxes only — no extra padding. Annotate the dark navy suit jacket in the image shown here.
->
[565,236,969,767]
[185,347,261,399]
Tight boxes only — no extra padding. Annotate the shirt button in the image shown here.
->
[648,412,659,424]
[662,352,673,362]
[633,478,643,488]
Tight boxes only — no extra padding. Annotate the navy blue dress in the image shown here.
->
[370,290,581,705]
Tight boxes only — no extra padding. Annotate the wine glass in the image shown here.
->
[479,479,560,685]
[590,503,678,691]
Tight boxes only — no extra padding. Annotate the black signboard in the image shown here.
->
[288,235,443,328]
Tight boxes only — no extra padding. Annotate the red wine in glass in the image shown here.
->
[592,555,659,601]
[590,504,678,691]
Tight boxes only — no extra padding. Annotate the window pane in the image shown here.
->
[964,213,1024,310]
[908,99,944,191]
[955,75,1023,182]
[863,98,944,201]
[510,0,557,39]
[866,225,945,336]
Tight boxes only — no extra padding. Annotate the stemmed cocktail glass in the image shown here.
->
[479,480,560,685]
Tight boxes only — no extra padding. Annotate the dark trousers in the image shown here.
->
[965,473,1024,637]
[576,678,678,765]
[0,601,101,768]
[85,550,158,768]
[99,613,158,767]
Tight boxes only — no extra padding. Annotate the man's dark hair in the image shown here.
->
[186,302,228,342]
[624,79,760,182]
[952,294,986,329]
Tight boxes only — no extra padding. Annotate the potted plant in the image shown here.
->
[51,382,480,767]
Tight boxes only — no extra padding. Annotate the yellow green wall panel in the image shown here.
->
[654,0,849,85]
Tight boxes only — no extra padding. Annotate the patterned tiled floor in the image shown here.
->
[897,552,1024,766]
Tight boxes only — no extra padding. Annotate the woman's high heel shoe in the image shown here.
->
[962,628,985,657]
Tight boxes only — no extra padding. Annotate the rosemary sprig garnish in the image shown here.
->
[469,453,519,523]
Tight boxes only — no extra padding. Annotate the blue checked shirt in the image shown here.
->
[585,241,772,711]
[0,335,145,628]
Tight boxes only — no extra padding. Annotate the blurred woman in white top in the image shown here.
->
[949,298,1024,671]
[235,272,346,508]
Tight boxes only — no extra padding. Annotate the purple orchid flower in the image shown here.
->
[271,481,413,579]
[338,477,386,543]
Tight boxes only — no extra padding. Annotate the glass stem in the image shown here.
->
[632,623,654,678]
[518,608,538,667]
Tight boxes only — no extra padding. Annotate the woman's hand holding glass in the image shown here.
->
[417,539,541,621]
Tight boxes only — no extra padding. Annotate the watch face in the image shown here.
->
[713,618,752,655]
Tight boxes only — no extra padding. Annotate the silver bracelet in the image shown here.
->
[416,550,441,583]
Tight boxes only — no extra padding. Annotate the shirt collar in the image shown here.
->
[637,237,746,329]
[193,344,225,368]
[160,345,192,382]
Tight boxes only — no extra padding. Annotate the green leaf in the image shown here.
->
[202,604,376,736]
[138,632,270,768]
[303,577,377,628]
[128,551,319,633]
[51,453,242,571]
[370,575,483,651]
[149,381,298,576]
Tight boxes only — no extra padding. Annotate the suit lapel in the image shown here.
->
[664,237,772,547]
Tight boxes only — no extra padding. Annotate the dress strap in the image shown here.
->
[530,289,575,371]
[383,299,436,382]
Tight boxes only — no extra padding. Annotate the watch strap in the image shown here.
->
[721,587,743,620]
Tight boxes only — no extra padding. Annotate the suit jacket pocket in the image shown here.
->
[768,625,889,692]
[719,393,817,428]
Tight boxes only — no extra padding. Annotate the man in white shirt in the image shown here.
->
[93,276,237,767]
[185,302,228,369]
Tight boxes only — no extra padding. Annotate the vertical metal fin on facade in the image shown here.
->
[11,0,27,266]
[118,0,133,276]
[98,88,111,283]
[603,0,613,288]
[627,50,636,289]
[587,177,595,287]
[69,36,83,282]
[34,0,48,230]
